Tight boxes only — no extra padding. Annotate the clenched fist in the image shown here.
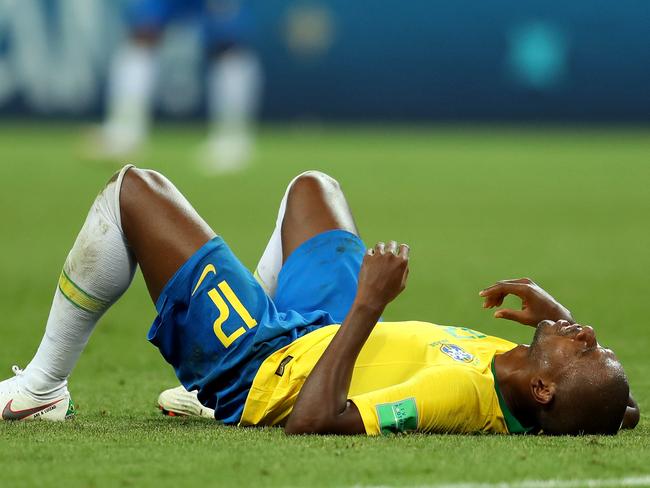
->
[355,240,410,310]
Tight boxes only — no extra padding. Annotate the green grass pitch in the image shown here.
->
[0,123,648,487]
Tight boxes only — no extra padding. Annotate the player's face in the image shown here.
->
[528,319,620,373]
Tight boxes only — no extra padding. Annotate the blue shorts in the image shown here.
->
[148,229,365,423]
[126,0,254,49]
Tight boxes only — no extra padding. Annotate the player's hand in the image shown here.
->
[355,241,410,310]
[479,278,574,327]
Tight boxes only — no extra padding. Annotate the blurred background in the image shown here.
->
[1,1,649,463]
[1,0,649,124]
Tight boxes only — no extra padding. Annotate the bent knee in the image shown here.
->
[119,167,172,213]
[290,170,341,195]
[121,167,168,193]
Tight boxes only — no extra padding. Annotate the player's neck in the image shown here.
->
[493,346,538,430]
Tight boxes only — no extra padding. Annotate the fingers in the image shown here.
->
[493,308,530,324]
[367,242,384,256]
[491,278,533,285]
[479,282,530,300]
[479,278,534,296]
[479,278,541,325]
[479,280,533,310]
[481,293,505,309]
[368,241,410,259]
[399,243,410,259]
[506,278,533,284]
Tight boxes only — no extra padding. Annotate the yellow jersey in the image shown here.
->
[240,321,532,435]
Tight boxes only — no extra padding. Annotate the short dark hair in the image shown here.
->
[538,363,629,435]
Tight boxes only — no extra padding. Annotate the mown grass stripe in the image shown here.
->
[357,475,650,488]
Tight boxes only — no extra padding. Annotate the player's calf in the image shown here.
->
[1,165,138,421]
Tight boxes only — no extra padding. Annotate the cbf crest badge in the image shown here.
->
[440,343,474,363]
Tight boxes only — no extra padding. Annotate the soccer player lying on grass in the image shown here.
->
[0,166,640,434]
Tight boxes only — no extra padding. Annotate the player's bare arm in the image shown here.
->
[481,277,640,430]
[285,241,410,435]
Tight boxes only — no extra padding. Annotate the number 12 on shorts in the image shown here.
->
[193,264,258,348]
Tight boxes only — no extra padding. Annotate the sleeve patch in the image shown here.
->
[375,398,418,435]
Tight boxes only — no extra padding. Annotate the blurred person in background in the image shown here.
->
[95,0,262,173]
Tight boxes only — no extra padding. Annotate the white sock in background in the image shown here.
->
[22,166,137,399]
[202,49,262,172]
[102,42,157,155]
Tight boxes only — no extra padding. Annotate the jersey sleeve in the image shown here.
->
[349,365,491,435]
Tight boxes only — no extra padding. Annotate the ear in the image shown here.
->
[530,377,555,405]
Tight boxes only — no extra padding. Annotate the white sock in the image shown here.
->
[254,173,310,297]
[22,166,137,399]
[103,42,157,151]
[208,49,262,142]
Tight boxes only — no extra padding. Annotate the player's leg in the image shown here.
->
[122,168,225,422]
[270,171,365,321]
[119,167,216,302]
[1,166,137,420]
[199,2,262,174]
[0,165,214,421]
[98,0,172,158]
[255,171,359,296]
[158,171,359,417]
[281,171,359,256]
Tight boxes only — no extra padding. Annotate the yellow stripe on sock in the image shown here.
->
[58,270,107,313]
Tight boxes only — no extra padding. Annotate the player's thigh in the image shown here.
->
[281,171,359,262]
[149,234,275,411]
[120,167,216,303]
